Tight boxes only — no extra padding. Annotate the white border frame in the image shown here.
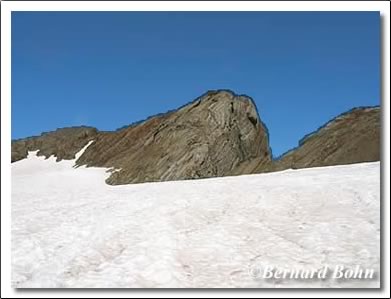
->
[1,1,390,298]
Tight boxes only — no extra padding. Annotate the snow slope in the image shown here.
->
[12,146,380,288]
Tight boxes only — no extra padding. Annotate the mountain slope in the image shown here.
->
[11,126,98,163]
[262,106,380,172]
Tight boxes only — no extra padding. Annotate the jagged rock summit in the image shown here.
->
[12,90,272,185]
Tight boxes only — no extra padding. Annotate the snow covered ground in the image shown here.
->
[12,145,380,288]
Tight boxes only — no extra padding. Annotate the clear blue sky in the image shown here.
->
[12,12,380,157]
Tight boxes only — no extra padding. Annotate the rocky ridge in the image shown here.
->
[12,90,272,184]
[268,106,380,172]
[11,90,380,185]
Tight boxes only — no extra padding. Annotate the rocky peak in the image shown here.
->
[12,90,272,185]
[77,90,272,184]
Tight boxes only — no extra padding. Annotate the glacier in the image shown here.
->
[11,146,380,288]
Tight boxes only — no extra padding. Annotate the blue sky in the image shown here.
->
[12,12,380,157]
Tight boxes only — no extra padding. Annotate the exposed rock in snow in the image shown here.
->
[269,106,380,172]
[11,91,380,186]
[12,90,272,185]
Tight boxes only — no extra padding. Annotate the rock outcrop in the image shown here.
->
[12,90,272,185]
[267,106,380,172]
[11,126,98,163]
[11,90,380,185]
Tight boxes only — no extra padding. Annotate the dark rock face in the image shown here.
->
[12,90,272,185]
[268,106,380,172]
